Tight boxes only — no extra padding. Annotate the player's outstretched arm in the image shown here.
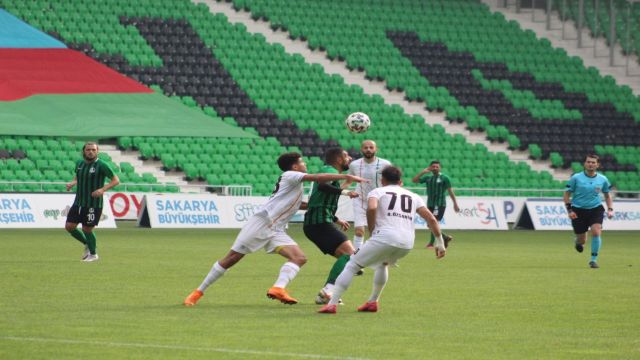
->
[417,206,446,259]
[303,173,367,184]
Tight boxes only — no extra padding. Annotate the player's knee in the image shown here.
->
[291,254,307,267]
[355,228,365,237]
[65,223,77,232]
[81,226,94,234]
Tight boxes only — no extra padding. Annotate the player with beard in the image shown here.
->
[65,142,120,262]
[303,147,359,304]
[412,160,459,248]
[348,140,392,252]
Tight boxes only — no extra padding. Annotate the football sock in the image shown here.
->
[322,283,335,294]
[325,254,350,285]
[591,235,601,262]
[328,261,360,306]
[198,261,226,292]
[84,232,97,255]
[429,232,435,245]
[368,265,388,302]
[69,228,87,245]
[353,235,363,250]
[273,262,300,288]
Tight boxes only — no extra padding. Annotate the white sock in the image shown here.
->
[198,261,226,292]
[353,235,364,250]
[369,265,388,302]
[273,262,300,288]
[323,283,335,294]
[328,261,360,305]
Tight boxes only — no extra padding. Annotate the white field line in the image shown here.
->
[0,336,371,360]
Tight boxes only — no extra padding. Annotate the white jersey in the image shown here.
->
[258,170,305,231]
[348,157,391,210]
[367,185,426,249]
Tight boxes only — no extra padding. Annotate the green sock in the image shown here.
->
[69,229,87,245]
[325,254,351,285]
[84,232,97,255]
[429,232,435,245]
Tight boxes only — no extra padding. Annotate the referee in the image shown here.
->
[564,154,614,269]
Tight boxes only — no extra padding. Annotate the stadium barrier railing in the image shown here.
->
[1,182,637,199]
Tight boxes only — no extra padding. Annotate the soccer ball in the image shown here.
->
[345,112,370,133]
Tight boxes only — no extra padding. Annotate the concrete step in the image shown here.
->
[99,144,205,193]
[482,0,640,95]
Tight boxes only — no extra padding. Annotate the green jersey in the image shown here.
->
[419,173,451,208]
[304,165,341,225]
[73,158,115,208]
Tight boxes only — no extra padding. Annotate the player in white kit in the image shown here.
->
[348,140,392,250]
[319,165,446,314]
[183,152,367,306]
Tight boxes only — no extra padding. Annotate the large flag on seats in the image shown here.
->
[0,9,249,138]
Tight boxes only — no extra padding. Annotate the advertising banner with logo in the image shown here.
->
[519,199,640,230]
[137,194,509,230]
[412,197,509,230]
[107,192,146,220]
[138,194,267,228]
[0,193,117,228]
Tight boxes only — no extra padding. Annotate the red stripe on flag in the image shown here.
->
[0,48,153,101]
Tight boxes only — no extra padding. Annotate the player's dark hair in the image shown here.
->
[585,154,600,163]
[430,160,440,166]
[381,165,402,184]
[277,152,302,171]
[83,142,98,151]
[324,147,344,164]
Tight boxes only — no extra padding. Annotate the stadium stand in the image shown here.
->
[554,0,640,61]
[0,0,638,195]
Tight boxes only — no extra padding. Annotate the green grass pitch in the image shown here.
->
[1,222,638,359]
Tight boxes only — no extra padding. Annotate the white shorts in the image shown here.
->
[352,198,367,228]
[351,238,411,269]
[231,213,298,254]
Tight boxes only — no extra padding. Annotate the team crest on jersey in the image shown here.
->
[90,167,96,173]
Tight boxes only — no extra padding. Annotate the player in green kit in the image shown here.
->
[65,142,119,262]
[412,160,459,248]
[303,147,359,304]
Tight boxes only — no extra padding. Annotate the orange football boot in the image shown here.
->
[183,289,203,306]
[266,287,298,305]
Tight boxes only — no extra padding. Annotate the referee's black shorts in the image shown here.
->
[570,205,605,234]
[428,206,446,221]
[303,222,348,255]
